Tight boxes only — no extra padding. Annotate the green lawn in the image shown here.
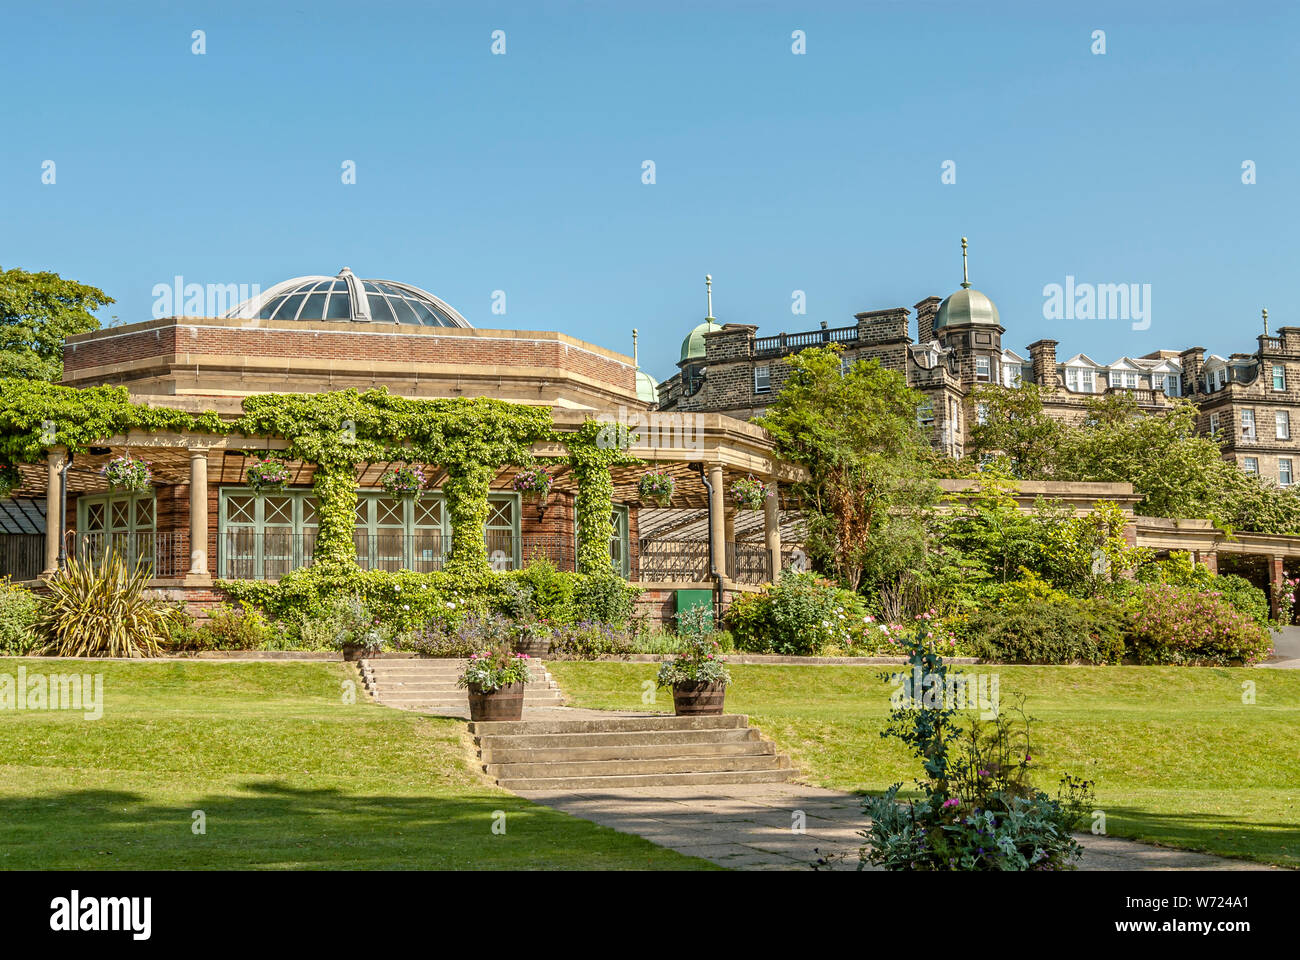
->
[0,659,714,870]
[547,661,1300,868]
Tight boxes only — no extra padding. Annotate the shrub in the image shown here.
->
[272,596,393,653]
[35,554,175,657]
[0,579,40,655]
[725,571,863,655]
[855,632,1093,871]
[392,623,479,658]
[548,620,634,659]
[1121,582,1272,665]
[570,574,637,627]
[1134,552,1270,626]
[966,594,1126,665]
[192,604,271,651]
[512,556,574,622]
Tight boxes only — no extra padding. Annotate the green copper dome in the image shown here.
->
[636,368,659,404]
[679,319,723,363]
[934,286,1000,330]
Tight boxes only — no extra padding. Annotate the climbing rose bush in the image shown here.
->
[1122,583,1272,665]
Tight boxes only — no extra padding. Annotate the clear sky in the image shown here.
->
[1,0,1295,380]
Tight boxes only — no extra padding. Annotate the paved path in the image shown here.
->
[1262,626,1300,669]
[514,782,1277,871]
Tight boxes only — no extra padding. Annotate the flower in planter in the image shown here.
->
[655,634,732,689]
[730,475,767,511]
[381,463,426,498]
[638,470,675,507]
[0,464,21,499]
[102,455,152,492]
[456,648,533,692]
[512,466,553,501]
[245,456,290,493]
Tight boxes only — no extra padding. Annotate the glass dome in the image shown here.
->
[227,267,470,327]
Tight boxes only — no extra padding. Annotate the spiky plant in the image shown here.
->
[36,553,173,657]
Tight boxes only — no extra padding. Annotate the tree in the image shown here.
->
[968,382,1064,477]
[755,347,938,591]
[0,267,112,381]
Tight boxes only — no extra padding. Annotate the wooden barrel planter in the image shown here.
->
[513,637,552,657]
[467,681,526,722]
[672,681,727,716]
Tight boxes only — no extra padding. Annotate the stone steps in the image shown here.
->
[470,714,798,790]
[359,657,565,712]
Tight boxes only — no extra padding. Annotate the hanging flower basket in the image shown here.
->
[0,464,21,499]
[381,464,426,498]
[730,475,767,511]
[246,456,290,494]
[638,470,675,507]
[102,455,152,493]
[512,466,553,502]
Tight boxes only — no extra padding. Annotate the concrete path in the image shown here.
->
[1262,625,1300,669]
[514,782,1278,871]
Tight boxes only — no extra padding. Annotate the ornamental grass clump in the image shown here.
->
[457,647,533,692]
[36,553,175,657]
[655,634,732,689]
[855,629,1093,872]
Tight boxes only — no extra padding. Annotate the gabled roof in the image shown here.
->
[1060,352,1103,367]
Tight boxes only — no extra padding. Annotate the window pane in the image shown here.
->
[86,502,105,532]
[368,295,395,322]
[135,498,154,528]
[414,498,441,528]
[377,498,403,527]
[227,495,255,524]
[264,497,293,525]
[111,500,130,530]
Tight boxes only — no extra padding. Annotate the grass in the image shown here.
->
[546,660,1300,868]
[0,659,715,870]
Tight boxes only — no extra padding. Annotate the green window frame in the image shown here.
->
[77,491,157,567]
[219,488,318,579]
[575,504,631,578]
[354,491,449,572]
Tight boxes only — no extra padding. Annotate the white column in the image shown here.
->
[764,481,781,582]
[188,448,210,578]
[708,463,726,582]
[42,448,66,577]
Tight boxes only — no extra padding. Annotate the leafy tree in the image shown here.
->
[968,382,1064,477]
[755,347,938,591]
[0,267,112,381]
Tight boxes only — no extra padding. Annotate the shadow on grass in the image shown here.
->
[0,782,710,871]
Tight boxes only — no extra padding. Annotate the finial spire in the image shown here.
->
[960,237,970,289]
[632,328,639,367]
[705,274,714,320]
[1263,308,1269,337]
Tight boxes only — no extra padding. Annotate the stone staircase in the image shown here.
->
[359,658,565,713]
[469,714,798,790]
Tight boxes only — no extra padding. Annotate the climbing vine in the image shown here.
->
[0,381,661,585]
[0,379,224,464]
[567,419,642,575]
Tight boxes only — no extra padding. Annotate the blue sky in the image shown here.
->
[1,0,1295,380]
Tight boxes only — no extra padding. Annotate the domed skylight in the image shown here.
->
[227,268,470,327]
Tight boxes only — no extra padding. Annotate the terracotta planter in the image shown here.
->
[672,681,727,716]
[467,681,526,721]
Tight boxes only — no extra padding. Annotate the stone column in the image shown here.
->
[764,481,781,582]
[188,448,210,578]
[1199,551,1218,576]
[707,463,726,582]
[42,448,66,577]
